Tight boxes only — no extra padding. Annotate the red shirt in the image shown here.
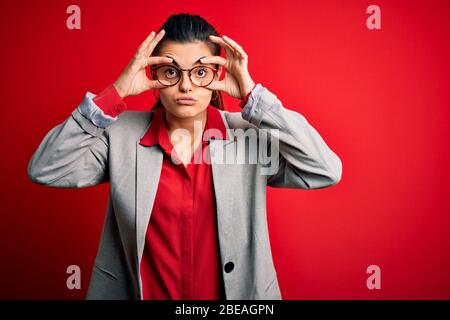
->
[92,85,243,299]
[138,105,227,299]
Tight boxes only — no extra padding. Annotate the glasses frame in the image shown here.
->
[150,63,219,87]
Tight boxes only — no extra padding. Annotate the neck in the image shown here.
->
[165,108,208,142]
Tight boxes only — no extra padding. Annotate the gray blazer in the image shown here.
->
[27,83,342,300]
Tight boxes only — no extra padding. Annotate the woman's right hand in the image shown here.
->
[113,29,173,99]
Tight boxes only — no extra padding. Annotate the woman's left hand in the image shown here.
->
[200,35,256,102]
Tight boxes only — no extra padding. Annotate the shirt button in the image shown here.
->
[224,261,234,273]
[115,104,124,113]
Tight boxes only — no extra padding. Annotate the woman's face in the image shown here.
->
[155,40,222,119]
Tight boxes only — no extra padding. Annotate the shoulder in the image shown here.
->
[106,109,155,140]
[219,109,258,131]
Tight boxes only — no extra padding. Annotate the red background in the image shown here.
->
[1,0,449,299]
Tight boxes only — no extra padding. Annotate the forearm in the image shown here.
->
[241,83,342,189]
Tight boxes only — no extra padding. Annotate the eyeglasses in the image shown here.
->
[150,64,219,87]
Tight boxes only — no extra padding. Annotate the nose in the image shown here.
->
[179,71,193,92]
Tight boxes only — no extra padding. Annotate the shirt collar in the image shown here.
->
[139,104,229,148]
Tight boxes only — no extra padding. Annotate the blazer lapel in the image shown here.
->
[135,142,163,267]
[210,138,236,245]
[209,112,240,262]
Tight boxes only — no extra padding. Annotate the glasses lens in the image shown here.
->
[155,65,180,85]
[190,66,215,87]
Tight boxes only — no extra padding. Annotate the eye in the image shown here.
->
[164,67,179,78]
[195,67,207,78]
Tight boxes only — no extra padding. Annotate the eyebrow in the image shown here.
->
[164,55,208,68]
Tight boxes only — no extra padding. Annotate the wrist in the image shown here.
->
[238,81,257,110]
[113,82,127,99]
[240,78,256,100]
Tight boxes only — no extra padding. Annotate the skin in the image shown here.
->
[113,29,256,166]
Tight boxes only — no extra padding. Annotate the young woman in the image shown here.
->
[28,13,342,300]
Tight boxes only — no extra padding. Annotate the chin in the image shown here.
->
[170,103,208,117]
[170,105,202,118]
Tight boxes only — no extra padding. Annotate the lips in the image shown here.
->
[177,96,196,101]
[176,97,197,105]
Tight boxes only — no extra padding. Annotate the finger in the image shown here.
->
[146,79,171,90]
[209,35,235,58]
[137,31,156,55]
[146,29,166,55]
[145,56,173,67]
[221,35,248,59]
[203,79,226,92]
[199,55,227,67]
[208,35,236,58]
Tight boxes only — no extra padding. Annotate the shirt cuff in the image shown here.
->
[93,84,128,118]
[238,83,257,109]
[241,83,265,121]
[78,92,118,128]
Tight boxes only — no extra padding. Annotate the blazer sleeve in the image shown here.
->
[27,92,120,188]
[241,83,342,189]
